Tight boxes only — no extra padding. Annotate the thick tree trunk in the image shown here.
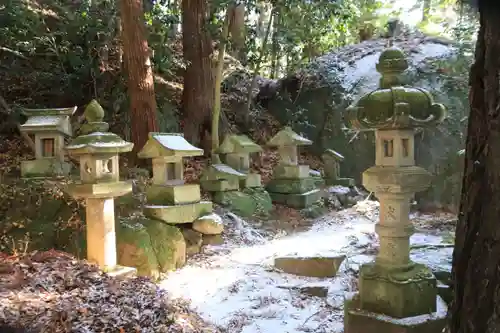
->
[450,5,500,333]
[421,0,431,23]
[120,0,159,164]
[181,0,213,148]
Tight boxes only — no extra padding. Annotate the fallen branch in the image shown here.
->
[0,46,28,60]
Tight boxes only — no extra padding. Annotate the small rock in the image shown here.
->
[181,229,203,256]
[202,234,224,246]
[299,286,329,298]
[274,255,346,278]
[193,213,224,235]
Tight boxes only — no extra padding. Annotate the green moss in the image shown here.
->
[116,220,160,278]
[140,218,185,272]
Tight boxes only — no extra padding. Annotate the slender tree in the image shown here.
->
[119,0,159,163]
[449,1,500,332]
[181,0,214,148]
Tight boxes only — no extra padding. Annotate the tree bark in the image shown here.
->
[120,0,159,164]
[449,4,500,333]
[181,0,214,148]
[421,0,431,23]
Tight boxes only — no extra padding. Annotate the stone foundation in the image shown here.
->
[269,189,321,209]
[325,177,355,187]
[143,201,213,224]
[21,159,72,177]
[344,293,447,333]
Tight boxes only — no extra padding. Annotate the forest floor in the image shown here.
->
[160,200,456,333]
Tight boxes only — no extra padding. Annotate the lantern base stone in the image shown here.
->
[146,184,201,205]
[266,177,317,194]
[66,181,132,199]
[201,179,240,192]
[358,262,437,318]
[21,159,71,177]
[143,201,213,224]
[240,173,262,188]
[362,166,432,194]
[269,189,321,209]
[273,164,310,179]
[325,177,355,187]
[344,292,447,333]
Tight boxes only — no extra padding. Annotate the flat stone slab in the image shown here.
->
[344,293,447,333]
[21,159,72,177]
[325,177,355,187]
[104,265,137,278]
[274,255,345,278]
[269,189,321,209]
[143,201,213,224]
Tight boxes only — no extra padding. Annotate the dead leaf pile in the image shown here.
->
[0,250,222,333]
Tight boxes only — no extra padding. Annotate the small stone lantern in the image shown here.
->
[266,127,321,208]
[322,149,354,187]
[64,100,135,275]
[20,106,76,177]
[343,48,447,332]
[216,134,263,188]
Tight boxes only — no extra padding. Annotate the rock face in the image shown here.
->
[116,218,186,278]
[213,187,273,217]
[274,255,346,278]
[224,32,468,211]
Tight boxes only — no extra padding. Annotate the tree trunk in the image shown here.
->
[181,0,214,148]
[421,0,431,23]
[120,0,159,164]
[449,5,500,333]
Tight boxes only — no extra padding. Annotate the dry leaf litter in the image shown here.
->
[0,250,222,333]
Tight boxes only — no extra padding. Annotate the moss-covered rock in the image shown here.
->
[213,187,272,217]
[116,220,160,279]
[181,228,203,256]
[140,218,186,272]
[193,214,224,235]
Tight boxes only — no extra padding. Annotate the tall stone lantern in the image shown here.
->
[343,48,447,332]
[65,100,135,275]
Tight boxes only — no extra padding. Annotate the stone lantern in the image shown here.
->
[266,127,321,208]
[20,106,76,177]
[343,48,447,332]
[64,100,135,275]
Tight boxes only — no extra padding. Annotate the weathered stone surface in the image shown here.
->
[193,214,224,235]
[116,218,186,278]
[202,234,224,246]
[116,221,160,279]
[362,165,432,194]
[344,293,447,333]
[274,255,345,278]
[141,218,186,272]
[325,177,355,187]
[213,187,272,217]
[266,177,316,194]
[181,228,203,256]
[299,286,329,298]
[201,179,240,192]
[143,201,213,224]
[21,159,72,178]
[269,189,321,209]
[240,173,262,188]
[146,184,201,205]
[273,164,310,179]
[358,263,437,318]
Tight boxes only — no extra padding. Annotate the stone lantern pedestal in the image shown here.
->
[343,48,447,333]
[64,100,135,277]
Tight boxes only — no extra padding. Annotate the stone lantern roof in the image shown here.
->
[20,106,76,136]
[267,127,312,147]
[345,47,447,131]
[138,133,203,159]
[322,149,344,161]
[66,100,133,155]
[216,134,262,154]
[204,164,246,179]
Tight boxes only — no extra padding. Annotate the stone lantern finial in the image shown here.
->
[343,47,449,332]
[80,99,110,134]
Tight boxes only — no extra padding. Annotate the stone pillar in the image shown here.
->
[86,198,117,268]
[343,47,448,333]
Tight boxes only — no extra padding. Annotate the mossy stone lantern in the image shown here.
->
[64,100,134,274]
[20,106,76,177]
[343,47,447,332]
